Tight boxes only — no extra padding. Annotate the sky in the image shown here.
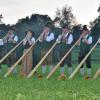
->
[0,0,99,25]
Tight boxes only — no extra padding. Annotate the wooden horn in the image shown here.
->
[4,38,39,78]
[93,68,100,79]
[68,39,100,80]
[0,38,24,64]
[2,34,8,40]
[27,42,57,78]
[46,37,81,79]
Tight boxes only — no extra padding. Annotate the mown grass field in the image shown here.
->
[0,46,100,100]
[0,63,100,100]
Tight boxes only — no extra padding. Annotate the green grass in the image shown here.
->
[0,64,100,100]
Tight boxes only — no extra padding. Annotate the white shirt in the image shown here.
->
[0,39,4,45]
[45,32,54,42]
[65,33,73,44]
[23,37,35,45]
[8,35,18,42]
[14,36,18,42]
[30,37,35,44]
[99,38,100,43]
[39,32,54,42]
[83,35,92,45]
[57,33,73,44]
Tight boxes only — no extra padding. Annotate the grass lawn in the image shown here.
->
[0,63,100,100]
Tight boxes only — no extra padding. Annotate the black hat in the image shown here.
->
[62,24,70,29]
[45,21,54,29]
[82,25,88,31]
[27,30,35,37]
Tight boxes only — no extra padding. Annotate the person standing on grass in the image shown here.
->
[5,30,18,73]
[78,25,92,79]
[0,38,4,73]
[38,22,55,78]
[56,24,73,80]
[20,30,35,76]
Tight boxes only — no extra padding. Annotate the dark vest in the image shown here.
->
[80,35,92,55]
[41,32,54,50]
[0,45,3,52]
[24,37,33,49]
[6,35,17,51]
[59,33,72,52]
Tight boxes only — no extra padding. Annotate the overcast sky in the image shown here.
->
[0,0,99,25]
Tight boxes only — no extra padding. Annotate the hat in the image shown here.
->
[82,25,88,31]
[45,21,54,29]
[82,25,90,34]
[27,30,35,37]
[62,24,70,29]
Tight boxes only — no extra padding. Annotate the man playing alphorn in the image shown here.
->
[57,24,73,79]
[5,30,18,72]
[78,25,92,79]
[38,22,54,78]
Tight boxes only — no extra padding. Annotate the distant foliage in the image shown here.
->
[54,5,77,28]
[90,4,100,43]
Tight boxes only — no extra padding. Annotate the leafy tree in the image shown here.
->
[91,4,100,43]
[54,5,77,28]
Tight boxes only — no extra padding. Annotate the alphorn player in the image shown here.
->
[5,30,18,72]
[38,22,54,78]
[21,30,35,76]
[0,38,4,73]
[78,25,92,79]
[56,24,73,79]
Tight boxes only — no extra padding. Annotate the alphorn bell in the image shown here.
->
[68,38,100,79]
[4,38,39,78]
[46,36,82,79]
[93,68,100,79]
[27,41,57,78]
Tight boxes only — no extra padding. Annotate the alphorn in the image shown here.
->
[27,42,58,78]
[0,34,8,42]
[46,37,82,79]
[68,39,100,79]
[93,68,100,79]
[2,35,7,40]
[0,38,24,64]
[4,38,39,77]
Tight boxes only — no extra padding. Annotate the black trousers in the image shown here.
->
[78,51,91,68]
[60,50,72,68]
[32,53,39,69]
[6,52,16,68]
[32,49,41,69]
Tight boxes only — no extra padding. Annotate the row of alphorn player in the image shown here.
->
[0,23,100,80]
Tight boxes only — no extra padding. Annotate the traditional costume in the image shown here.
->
[5,30,18,70]
[56,25,73,79]
[39,23,54,76]
[21,31,35,76]
[78,26,92,78]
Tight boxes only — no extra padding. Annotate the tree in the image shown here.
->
[0,14,3,24]
[90,4,100,43]
[97,4,100,15]
[54,5,77,28]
